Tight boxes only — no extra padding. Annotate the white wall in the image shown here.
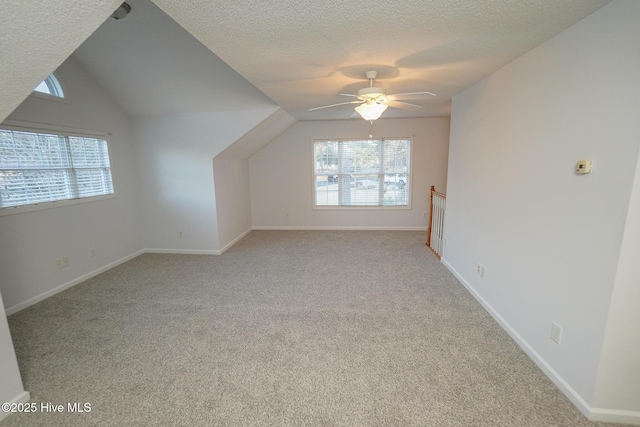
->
[250,117,450,229]
[592,146,640,414]
[0,57,143,313]
[444,0,640,421]
[213,158,253,251]
[132,108,278,253]
[214,108,296,251]
[0,292,28,422]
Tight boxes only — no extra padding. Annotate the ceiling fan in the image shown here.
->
[308,70,435,121]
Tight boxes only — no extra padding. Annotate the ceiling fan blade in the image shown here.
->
[386,91,435,101]
[339,93,359,98]
[384,100,423,110]
[308,100,363,111]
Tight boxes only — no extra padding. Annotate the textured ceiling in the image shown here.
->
[73,0,275,117]
[0,0,611,123]
[151,0,610,120]
[149,0,607,120]
[0,0,122,122]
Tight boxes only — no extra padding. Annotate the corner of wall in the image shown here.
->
[0,292,29,421]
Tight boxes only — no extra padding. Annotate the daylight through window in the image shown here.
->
[33,74,64,98]
[0,128,114,210]
[314,138,411,207]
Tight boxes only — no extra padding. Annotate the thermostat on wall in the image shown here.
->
[575,160,592,174]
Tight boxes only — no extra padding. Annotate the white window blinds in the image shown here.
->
[0,128,113,209]
[314,138,410,207]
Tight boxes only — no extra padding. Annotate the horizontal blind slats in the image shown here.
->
[76,168,113,197]
[314,139,410,207]
[0,169,72,207]
[0,128,114,209]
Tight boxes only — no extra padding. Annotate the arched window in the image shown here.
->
[33,74,64,98]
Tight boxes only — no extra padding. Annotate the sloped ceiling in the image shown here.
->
[1,0,611,123]
[73,0,276,117]
[215,108,297,160]
[0,0,122,122]
[152,0,610,120]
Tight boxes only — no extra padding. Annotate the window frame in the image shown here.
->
[30,73,69,104]
[0,120,116,216]
[312,137,413,210]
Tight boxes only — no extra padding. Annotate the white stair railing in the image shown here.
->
[427,185,446,258]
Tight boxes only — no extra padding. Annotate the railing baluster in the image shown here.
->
[427,186,446,259]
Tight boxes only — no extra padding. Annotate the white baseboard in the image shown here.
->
[589,408,640,425]
[5,250,144,316]
[5,235,638,425]
[145,228,254,256]
[5,234,255,315]
[252,225,428,231]
[440,257,640,426]
[4,228,425,315]
[144,248,219,255]
[0,391,31,422]
[218,227,253,254]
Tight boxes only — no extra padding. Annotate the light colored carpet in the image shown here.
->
[3,231,626,426]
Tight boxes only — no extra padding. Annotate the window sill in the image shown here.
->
[29,91,70,104]
[0,194,116,217]
[312,205,411,210]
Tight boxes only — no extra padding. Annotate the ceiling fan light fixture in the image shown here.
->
[355,102,388,121]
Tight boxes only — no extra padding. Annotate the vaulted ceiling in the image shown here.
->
[151,0,610,120]
[73,0,275,117]
[1,0,611,123]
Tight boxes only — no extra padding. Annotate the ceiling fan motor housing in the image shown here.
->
[357,86,386,101]
[308,69,431,113]
[364,70,378,80]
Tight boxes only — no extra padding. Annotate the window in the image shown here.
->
[33,74,65,98]
[0,128,114,210]
[314,138,411,207]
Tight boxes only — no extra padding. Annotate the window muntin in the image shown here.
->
[33,74,64,98]
[314,138,410,207]
[0,128,113,210]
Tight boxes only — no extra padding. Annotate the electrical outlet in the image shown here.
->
[284,212,289,218]
[476,263,486,278]
[423,211,429,218]
[551,322,562,344]
[443,238,448,248]
[56,258,64,270]
[179,231,183,238]
[62,257,70,268]
[90,247,96,257]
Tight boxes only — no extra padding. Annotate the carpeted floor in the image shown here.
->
[3,231,627,426]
